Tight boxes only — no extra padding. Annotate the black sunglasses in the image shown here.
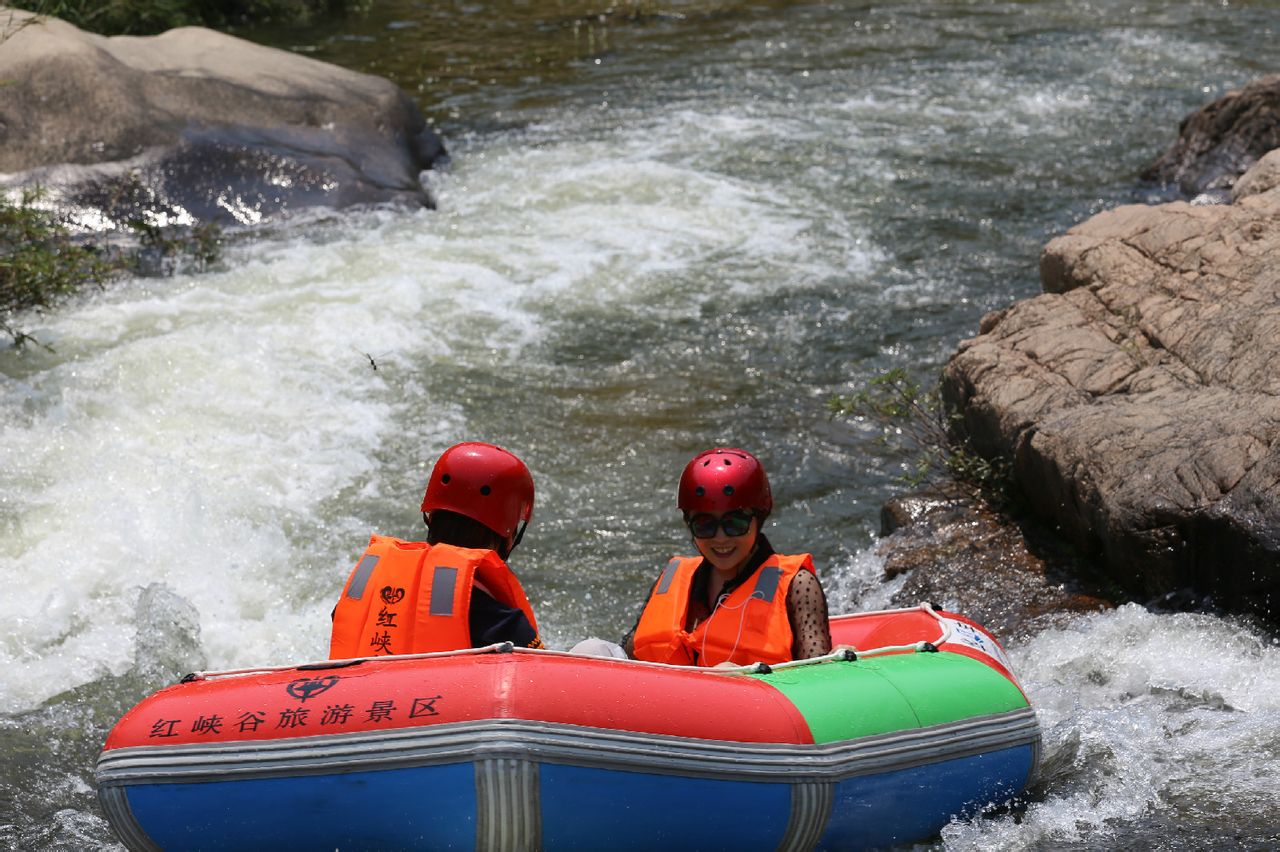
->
[687,509,755,539]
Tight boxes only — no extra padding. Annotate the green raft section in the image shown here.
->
[752,652,1029,744]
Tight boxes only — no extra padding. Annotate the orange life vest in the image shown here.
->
[631,553,814,667]
[329,534,539,659]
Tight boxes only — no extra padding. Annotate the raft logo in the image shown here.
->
[943,618,1012,669]
[287,675,340,702]
[381,586,406,605]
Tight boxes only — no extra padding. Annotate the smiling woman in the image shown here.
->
[625,448,833,667]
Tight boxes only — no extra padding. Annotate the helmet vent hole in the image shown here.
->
[724,458,732,465]
[723,485,735,495]
[479,485,492,496]
[695,486,705,497]
[441,474,451,484]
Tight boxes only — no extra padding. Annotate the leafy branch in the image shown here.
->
[828,368,1016,506]
[1,187,223,348]
[6,0,369,36]
[0,188,118,345]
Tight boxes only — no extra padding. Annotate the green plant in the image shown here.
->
[8,0,368,36]
[828,368,1016,505]
[0,6,41,44]
[0,188,123,346]
[0,0,261,348]
[0,188,224,348]
[129,216,223,276]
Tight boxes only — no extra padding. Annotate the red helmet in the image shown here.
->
[677,448,772,518]
[421,442,534,540]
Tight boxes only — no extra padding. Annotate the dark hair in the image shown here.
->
[425,509,509,558]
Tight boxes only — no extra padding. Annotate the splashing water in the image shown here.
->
[2,0,1277,847]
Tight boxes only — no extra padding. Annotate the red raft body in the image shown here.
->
[96,605,1039,851]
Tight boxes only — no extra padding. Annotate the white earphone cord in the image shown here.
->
[699,591,767,666]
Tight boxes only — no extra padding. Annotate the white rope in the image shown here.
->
[183,603,957,682]
[714,601,956,674]
[183,642,518,681]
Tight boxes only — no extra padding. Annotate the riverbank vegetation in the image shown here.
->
[0,190,222,347]
[0,190,116,346]
[829,368,1017,508]
[0,2,250,345]
[6,0,368,36]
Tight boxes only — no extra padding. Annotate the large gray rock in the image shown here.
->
[0,8,444,231]
[1142,74,1280,198]
[942,159,1280,621]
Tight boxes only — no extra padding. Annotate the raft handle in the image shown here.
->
[296,658,366,671]
[180,672,203,683]
[919,642,939,653]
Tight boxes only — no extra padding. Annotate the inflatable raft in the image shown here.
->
[96,604,1039,851]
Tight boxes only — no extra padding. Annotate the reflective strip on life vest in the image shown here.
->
[655,558,681,595]
[753,565,782,603]
[429,566,458,616]
[345,554,381,601]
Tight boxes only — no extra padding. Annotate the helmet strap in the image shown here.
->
[508,519,528,554]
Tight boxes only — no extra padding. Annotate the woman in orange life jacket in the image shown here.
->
[329,442,544,659]
[623,448,831,667]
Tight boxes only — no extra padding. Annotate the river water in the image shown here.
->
[2,0,1278,848]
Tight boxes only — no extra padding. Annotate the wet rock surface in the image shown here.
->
[877,490,1115,642]
[1142,74,1280,198]
[0,9,445,231]
[937,117,1280,623]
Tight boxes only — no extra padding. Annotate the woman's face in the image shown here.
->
[689,510,759,576]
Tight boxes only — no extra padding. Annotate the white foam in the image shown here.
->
[431,124,866,313]
[942,604,1280,846]
[0,246,408,708]
[825,543,902,614]
[0,100,881,711]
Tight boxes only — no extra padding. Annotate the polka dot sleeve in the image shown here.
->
[787,569,832,660]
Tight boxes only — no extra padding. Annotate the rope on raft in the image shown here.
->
[181,602,954,682]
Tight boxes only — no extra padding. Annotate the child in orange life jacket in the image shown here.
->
[622,448,831,667]
[329,442,544,659]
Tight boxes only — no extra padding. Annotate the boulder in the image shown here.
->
[0,8,444,231]
[877,490,1115,642]
[941,155,1280,622]
[1232,148,1280,201]
[1142,74,1280,198]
